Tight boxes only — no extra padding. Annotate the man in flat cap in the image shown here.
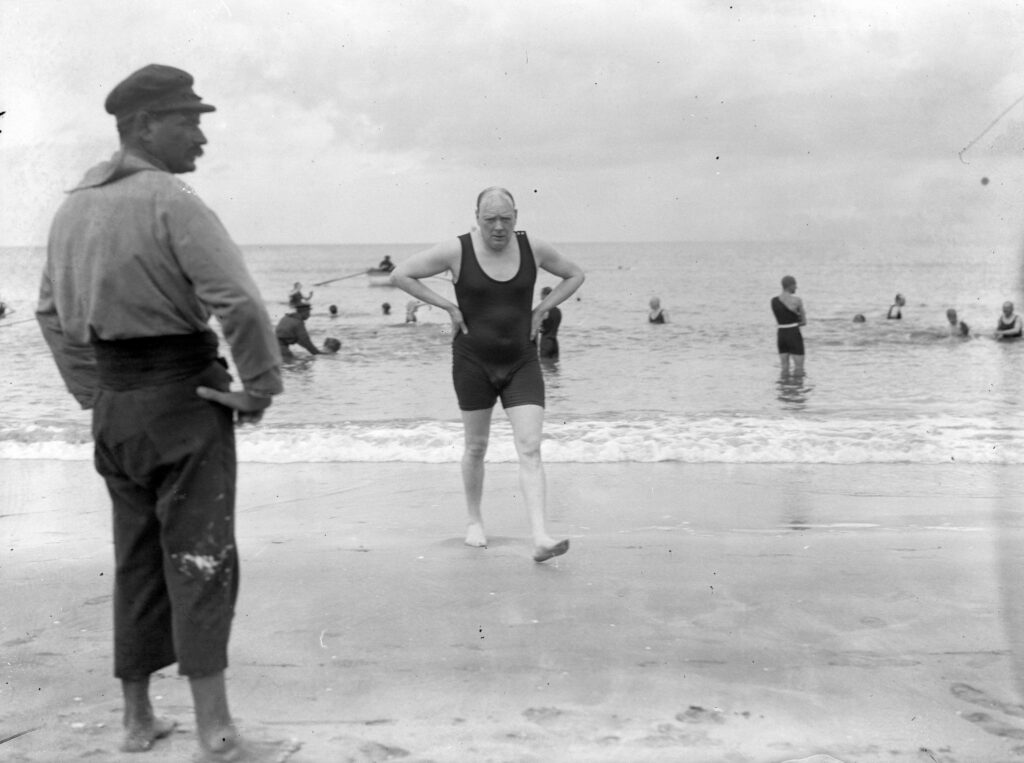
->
[37,65,292,760]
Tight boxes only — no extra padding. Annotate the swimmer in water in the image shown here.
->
[648,296,667,324]
[946,308,970,338]
[995,301,1022,340]
[275,302,324,357]
[887,293,905,319]
[537,286,561,360]
[771,275,806,373]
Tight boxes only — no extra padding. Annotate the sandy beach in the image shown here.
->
[3,459,1024,762]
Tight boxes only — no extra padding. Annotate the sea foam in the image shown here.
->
[2,414,1021,464]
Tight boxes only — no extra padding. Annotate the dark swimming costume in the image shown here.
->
[649,309,666,324]
[452,231,544,411]
[887,305,901,319]
[999,315,1022,338]
[771,296,805,356]
[539,306,561,359]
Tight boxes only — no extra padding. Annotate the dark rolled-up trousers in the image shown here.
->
[91,333,238,680]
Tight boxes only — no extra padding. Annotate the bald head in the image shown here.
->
[781,275,797,292]
[476,186,516,212]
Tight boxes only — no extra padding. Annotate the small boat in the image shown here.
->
[366,268,393,287]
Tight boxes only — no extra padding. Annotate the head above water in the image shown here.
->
[1004,301,1015,315]
[946,308,958,323]
[781,275,797,292]
[649,296,661,310]
[895,293,905,306]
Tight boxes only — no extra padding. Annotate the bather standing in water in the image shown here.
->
[771,275,806,373]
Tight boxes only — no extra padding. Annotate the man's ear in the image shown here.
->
[130,111,158,145]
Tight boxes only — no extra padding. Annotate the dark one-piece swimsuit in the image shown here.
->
[771,296,804,355]
[451,231,545,411]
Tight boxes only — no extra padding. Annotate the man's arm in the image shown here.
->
[794,296,807,326]
[164,186,282,422]
[164,187,282,397]
[529,238,585,339]
[390,240,468,334]
[35,266,99,409]
[997,315,1023,337]
[295,322,321,355]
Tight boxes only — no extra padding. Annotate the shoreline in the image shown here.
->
[4,460,1024,761]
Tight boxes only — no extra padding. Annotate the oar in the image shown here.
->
[0,316,37,329]
[313,270,369,287]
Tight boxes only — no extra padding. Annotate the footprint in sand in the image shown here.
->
[523,707,564,724]
[358,740,410,760]
[961,711,1024,740]
[675,705,725,724]
[951,682,1024,719]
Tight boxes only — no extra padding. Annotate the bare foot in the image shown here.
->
[533,538,570,563]
[464,522,487,548]
[196,732,302,762]
[121,716,177,752]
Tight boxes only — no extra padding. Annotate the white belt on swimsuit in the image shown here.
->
[777,322,800,329]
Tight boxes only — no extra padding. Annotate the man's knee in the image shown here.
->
[513,433,542,462]
[463,436,489,460]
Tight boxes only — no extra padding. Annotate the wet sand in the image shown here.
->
[3,459,1024,762]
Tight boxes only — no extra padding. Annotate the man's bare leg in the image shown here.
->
[506,404,568,561]
[190,671,302,761]
[120,676,177,752]
[461,408,493,547]
[190,672,238,755]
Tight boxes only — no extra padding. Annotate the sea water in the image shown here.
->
[2,239,1023,464]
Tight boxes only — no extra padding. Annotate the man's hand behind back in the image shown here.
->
[196,387,271,425]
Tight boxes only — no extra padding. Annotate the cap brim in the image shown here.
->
[152,102,216,114]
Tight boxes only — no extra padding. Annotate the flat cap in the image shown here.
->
[105,64,216,120]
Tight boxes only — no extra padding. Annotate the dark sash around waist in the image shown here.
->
[92,332,220,390]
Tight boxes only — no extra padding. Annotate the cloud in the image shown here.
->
[3,0,1024,244]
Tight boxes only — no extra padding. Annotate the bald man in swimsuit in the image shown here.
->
[389,187,585,562]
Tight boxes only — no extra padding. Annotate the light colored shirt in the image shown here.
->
[37,149,282,408]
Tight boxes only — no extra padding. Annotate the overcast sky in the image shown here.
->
[3,0,1024,245]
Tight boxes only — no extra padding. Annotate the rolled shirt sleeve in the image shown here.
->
[162,185,283,394]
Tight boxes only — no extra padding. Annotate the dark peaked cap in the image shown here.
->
[104,64,216,120]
